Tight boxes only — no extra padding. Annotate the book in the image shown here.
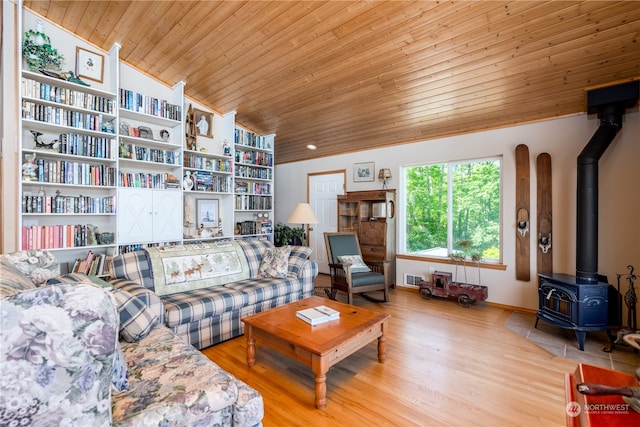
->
[296,305,340,326]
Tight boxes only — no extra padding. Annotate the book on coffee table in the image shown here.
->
[296,305,340,325]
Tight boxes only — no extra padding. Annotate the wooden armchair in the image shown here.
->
[323,232,390,304]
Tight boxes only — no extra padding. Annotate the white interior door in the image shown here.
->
[309,171,345,274]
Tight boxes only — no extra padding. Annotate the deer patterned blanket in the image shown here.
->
[146,242,250,296]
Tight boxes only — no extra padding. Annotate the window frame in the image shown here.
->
[399,156,503,264]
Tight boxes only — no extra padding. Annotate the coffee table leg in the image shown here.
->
[246,325,255,367]
[377,323,387,363]
[312,356,329,409]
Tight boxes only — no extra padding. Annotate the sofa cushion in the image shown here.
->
[162,276,305,327]
[287,245,313,277]
[112,288,159,342]
[0,258,36,297]
[259,245,291,278]
[113,325,264,427]
[1,249,59,285]
[111,250,155,290]
[236,239,274,276]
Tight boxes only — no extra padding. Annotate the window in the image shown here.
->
[401,157,502,262]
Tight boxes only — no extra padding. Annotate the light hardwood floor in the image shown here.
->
[202,275,578,426]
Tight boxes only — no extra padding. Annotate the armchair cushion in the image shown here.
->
[259,246,291,278]
[112,289,159,342]
[351,271,386,287]
[338,254,371,273]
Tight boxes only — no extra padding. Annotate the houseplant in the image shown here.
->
[274,223,305,246]
[22,28,64,74]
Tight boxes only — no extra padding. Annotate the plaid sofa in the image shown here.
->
[110,240,318,349]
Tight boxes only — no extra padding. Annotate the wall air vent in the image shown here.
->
[404,274,425,286]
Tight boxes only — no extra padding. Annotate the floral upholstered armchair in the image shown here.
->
[0,251,119,426]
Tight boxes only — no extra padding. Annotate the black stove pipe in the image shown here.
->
[577,81,639,283]
[576,108,622,282]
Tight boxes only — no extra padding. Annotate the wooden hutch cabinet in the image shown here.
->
[337,190,396,285]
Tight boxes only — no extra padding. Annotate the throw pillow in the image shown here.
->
[337,255,371,273]
[2,250,59,285]
[0,259,36,297]
[287,246,313,277]
[112,288,159,342]
[111,343,129,394]
[259,246,292,279]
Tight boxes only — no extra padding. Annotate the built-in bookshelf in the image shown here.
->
[115,59,185,249]
[19,70,118,253]
[17,14,276,265]
[233,128,274,240]
[183,150,233,193]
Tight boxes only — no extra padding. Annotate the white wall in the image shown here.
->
[275,111,640,311]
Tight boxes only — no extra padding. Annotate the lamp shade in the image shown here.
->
[287,203,319,224]
[378,168,392,179]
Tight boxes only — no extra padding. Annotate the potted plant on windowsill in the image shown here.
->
[450,239,483,285]
[274,223,305,247]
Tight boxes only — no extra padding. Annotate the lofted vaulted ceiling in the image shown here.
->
[23,1,640,164]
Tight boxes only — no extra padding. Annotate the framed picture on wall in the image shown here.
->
[196,198,219,228]
[193,109,214,138]
[353,162,375,182]
[76,47,104,83]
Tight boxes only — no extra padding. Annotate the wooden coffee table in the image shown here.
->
[241,296,390,409]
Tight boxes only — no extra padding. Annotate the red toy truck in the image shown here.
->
[418,271,488,307]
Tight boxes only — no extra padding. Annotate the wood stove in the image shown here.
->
[535,274,612,350]
[534,81,638,351]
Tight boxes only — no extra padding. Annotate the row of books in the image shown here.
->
[22,101,112,133]
[234,180,271,195]
[22,195,116,214]
[183,153,233,172]
[119,89,182,121]
[21,224,107,250]
[120,144,180,165]
[235,165,272,180]
[236,221,261,236]
[22,77,116,114]
[192,171,230,192]
[296,305,340,326]
[70,251,112,278]
[58,133,114,159]
[30,159,117,187]
[235,150,273,167]
[118,172,181,189]
[234,194,272,210]
[234,129,271,150]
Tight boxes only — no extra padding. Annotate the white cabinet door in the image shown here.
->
[152,190,183,242]
[117,188,154,244]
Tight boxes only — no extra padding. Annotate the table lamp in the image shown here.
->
[378,168,392,189]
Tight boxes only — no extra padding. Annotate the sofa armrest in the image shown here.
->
[298,259,319,296]
[110,278,166,325]
[1,283,117,426]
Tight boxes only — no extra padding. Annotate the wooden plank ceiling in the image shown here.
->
[23,1,640,164]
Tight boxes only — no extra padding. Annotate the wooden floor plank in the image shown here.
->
[201,275,578,426]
